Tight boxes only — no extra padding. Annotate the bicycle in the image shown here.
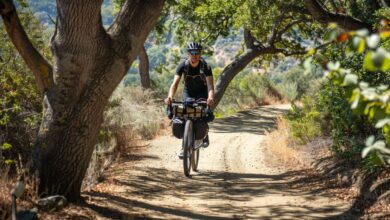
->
[169,98,209,177]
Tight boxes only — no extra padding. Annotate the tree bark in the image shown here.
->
[213,30,281,108]
[1,0,164,201]
[214,50,260,108]
[138,45,151,89]
[304,0,372,31]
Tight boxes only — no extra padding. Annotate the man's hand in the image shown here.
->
[165,97,172,105]
[207,97,214,107]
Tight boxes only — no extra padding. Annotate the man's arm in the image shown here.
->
[206,76,214,107]
[165,75,181,104]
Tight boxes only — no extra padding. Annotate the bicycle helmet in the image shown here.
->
[187,42,202,51]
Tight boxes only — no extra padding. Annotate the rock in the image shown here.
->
[16,208,38,220]
[37,195,68,211]
[341,175,350,184]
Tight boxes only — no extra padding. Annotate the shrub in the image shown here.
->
[286,95,323,145]
[0,5,49,168]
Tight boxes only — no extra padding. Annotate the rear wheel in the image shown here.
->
[183,120,193,177]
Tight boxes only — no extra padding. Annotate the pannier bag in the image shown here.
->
[172,117,184,139]
[194,121,208,140]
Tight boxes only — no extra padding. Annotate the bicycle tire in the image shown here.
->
[192,144,200,172]
[183,120,193,177]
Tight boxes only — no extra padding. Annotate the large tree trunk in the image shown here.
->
[15,0,164,201]
[138,45,151,89]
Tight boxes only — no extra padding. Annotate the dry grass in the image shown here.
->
[104,85,165,140]
[0,161,39,220]
[83,85,166,190]
[0,168,12,220]
[264,116,309,170]
[264,115,333,172]
[261,93,288,106]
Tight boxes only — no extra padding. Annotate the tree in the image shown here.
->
[170,0,379,108]
[0,0,164,201]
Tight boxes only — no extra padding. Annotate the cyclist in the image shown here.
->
[164,42,215,159]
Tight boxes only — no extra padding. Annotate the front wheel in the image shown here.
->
[192,147,200,171]
[183,120,193,177]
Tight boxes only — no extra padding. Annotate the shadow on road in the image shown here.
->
[83,166,348,219]
[211,106,288,135]
[78,104,352,219]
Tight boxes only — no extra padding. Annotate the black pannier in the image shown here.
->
[172,118,184,139]
[194,121,208,140]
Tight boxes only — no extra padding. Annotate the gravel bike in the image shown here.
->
[169,98,209,177]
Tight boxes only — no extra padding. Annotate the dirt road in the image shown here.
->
[84,105,349,219]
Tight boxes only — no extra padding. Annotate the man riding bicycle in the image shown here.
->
[164,42,215,159]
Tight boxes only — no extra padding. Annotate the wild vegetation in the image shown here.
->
[0,0,389,219]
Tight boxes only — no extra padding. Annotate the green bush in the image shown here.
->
[0,6,49,166]
[301,25,390,163]
[286,95,323,144]
[271,65,320,102]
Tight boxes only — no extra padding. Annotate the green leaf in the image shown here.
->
[374,109,387,122]
[5,159,14,165]
[352,37,362,51]
[361,87,378,100]
[366,34,380,49]
[381,56,390,71]
[356,29,369,37]
[357,38,366,54]
[350,89,361,109]
[362,139,389,158]
[343,74,358,86]
[371,153,385,165]
[376,118,390,128]
[326,61,340,71]
[325,29,339,41]
[372,49,387,68]
[364,51,376,71]
[366,135,375,146]
[2,143,12,151]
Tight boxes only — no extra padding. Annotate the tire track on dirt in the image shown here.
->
[84,105,350,219]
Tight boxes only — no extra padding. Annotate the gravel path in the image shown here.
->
[83,105,349,219]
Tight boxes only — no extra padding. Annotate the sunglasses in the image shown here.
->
[189,51,200,55]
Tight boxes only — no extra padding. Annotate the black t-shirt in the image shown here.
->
[176,59,212,99]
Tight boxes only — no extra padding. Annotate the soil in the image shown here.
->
[46,105,352,219]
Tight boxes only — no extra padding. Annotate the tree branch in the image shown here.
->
[275,18,311,42]
[268,15,285,45]
[281,4,310,15]
[0,0,53,94]
[108,0,165,58]
[244,29,263,50]
[329,0,338,12]
[304,0,372,31]
[276,41,333,56]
